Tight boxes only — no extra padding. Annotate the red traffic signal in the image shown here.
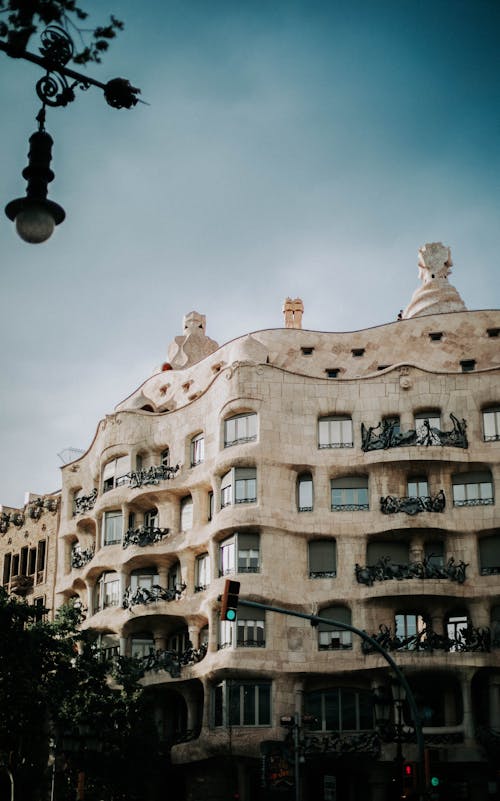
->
[220,579,240,621]
[402,762,417,791]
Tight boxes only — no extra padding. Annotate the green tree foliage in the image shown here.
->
[0,589,163,801]
[0,0,123,63]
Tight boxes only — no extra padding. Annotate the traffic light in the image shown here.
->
[401,761,417,795]
[220,579,240,621]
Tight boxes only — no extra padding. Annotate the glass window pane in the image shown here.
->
[243,685,255,725]
[341,690,356,730]
[258,684,271,725]
[229,684,241,725]
[453,484,465,503]
[324,690,339,730]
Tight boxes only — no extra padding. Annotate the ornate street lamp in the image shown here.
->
[1,24,140,243]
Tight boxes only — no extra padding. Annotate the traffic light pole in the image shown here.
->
[237,598,425,801]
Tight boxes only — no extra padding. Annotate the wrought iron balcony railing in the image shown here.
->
[480,566,500,576]
[299,731,380,758]
[122,582,186,609]
[331,503,369,512]
[122,525,170,549]
[453,497,494,508]
[140,642,207,679]
[73,489,97,515]
[71,546,95,569]
[362,622,491,654]
[355,555,468,585]
[128,463,180,489]
[380,490,445,515]
[361,413,468,452]
[310,570,337,579]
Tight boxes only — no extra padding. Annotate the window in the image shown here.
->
[452,471,494,507]
[479,537,500,576]
[318,416,353,448]
[304,688,373,732]
[161,448,170,466]
[190,433,204,467]
[429,332,443,341]
[325,369,339,378]
[460,359,476,372]
[446,614,469,651]
[309,540,336,578]
[180,496,193,531]
[213,680,271,727]
[424,541,444,570]
[195,553,210,591]
[224,413,257,447]
[130,567,159,592]
[395,613,427,649]
[208,490,214,521]
[102,456,130,492]
[487,328,500,338]
[331,476,369,511]
[301,346,314,355]
[415,412,441,445]
[237,607,265,648]
[94,572,120,612]
[168,561,182,591]
[297,473,313,512]
[144,508,158,529]
[95,633,120,662]
[131,634,155,659]
[483,408,500,442]
[221,467,257,508]
[102,510,123,545]
[36,540,46,576]
[351,348,365,357]
[219,532,260,576]
[407,476,429,497]
[318,606,352,650]
[367,541,408,566]
[3,553,11,585]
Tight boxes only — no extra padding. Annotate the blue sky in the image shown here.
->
[0,0,499,506]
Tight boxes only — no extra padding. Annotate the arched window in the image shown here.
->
[297,473,313,512]
[318,606,352,650]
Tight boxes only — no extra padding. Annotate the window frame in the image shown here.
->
[308,540,337,579]
[318,416,354,449]
[224,412,258,448]
[219,532,260,577]
[102,455,130,493]
[195,552,211,592]
[330,476,369,511]
[94,572,121,613]
[452,471,494,507]
[297,473,314,512]
[304,687,374,733]
[220,467,257,509]
[102,510,123,546]
[317,606,352,650]
[190,433,205,467]
[213,680,272,728]
[483,408,500,442]
[180,495,193,531]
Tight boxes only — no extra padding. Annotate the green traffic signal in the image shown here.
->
[430,777,440,787]
[226,608,237,621]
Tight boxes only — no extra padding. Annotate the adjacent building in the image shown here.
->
[3,242,499,801]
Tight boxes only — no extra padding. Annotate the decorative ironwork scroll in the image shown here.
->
[71,546,95,569]
[355,555,468,585]
[300,731,380,758]
[138,642,208,679]
[361,413,468,452]
[361,623,490,654]
[122,525,169,549]
[128,463,180,489]
[122,582,186,609]
[73,489,97,515]
[380,490,445,515]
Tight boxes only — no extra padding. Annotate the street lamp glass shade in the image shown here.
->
[15,204,56,243]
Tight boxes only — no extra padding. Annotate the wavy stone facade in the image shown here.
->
[12,244,492,801]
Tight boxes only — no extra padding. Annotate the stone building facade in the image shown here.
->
[0,491,60,617]
[6,243,499,801]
